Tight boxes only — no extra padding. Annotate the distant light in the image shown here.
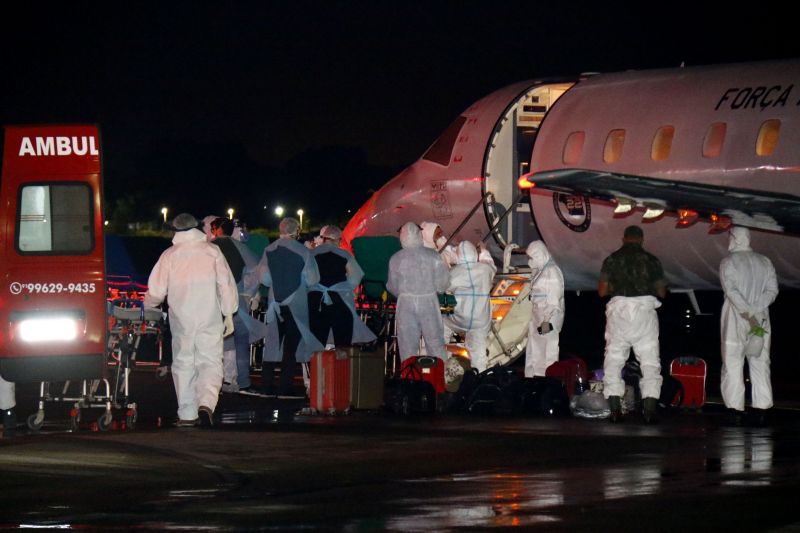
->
[104,220,109,226]
[227,207,234,220]
[274,206,284,217]
[161,206,168,223]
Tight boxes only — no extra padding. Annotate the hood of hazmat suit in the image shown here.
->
[525,240,565,327]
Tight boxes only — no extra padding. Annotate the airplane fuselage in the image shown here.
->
[343,59,800,291]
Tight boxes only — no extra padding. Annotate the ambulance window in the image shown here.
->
[603,129,625,163]
[17,183,93,254]
[562,131,585,165]
[422,116,467,166]
[756,119,781,156]
[703,122,726,158]
[651,126,675,161]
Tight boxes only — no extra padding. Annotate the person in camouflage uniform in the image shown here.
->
[598,225,667,423]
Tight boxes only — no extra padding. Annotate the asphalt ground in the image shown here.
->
[0,367,798,531]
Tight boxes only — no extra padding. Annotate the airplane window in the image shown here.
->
[703,122,726,158]
[562,131,585,165]
[603,129,625,163]
[651,126,675,161]
[756,119,781,156]
[422,116,467,166]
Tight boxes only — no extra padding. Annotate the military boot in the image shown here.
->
[642,397,658,424]
[3,408,16,438]
[608,396,623,423]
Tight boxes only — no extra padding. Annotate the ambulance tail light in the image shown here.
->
[11,311,86,343]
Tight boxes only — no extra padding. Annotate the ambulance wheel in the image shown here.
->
[98,412,113,431]
[126,409,137,430]
[27,412,44,432]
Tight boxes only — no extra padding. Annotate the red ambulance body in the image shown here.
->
[0,125,106,382]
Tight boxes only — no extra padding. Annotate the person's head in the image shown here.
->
[728,226,752,252]
[455,240,478,264]
[399,222,423,249]
[319,225,343,246]
[279,217,301,239]
[420,221,446,249]
[202,215,220,241]
[526,240,553,271]
[623,225,644,245]
[211,217,234,237]
[172,213,199,232]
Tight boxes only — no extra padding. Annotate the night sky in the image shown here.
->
[2,2,797,230]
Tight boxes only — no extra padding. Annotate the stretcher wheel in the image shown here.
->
[97,412,113,431]
[27,412,44,432]
[126,408,137,430]
[69,408,81,432]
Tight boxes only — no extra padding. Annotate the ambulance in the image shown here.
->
[0,125,106,382]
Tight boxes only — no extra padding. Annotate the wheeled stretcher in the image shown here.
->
[26,299,164,432]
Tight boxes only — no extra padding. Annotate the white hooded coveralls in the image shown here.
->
[443,241,496,372]
[387,223,450,361]
[524,241,565,377]
[144,228,239,421]
[720,227,778,411]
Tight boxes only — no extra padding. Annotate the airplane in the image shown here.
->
[342,58,800,366]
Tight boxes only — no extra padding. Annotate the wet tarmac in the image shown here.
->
[1,368,799,531]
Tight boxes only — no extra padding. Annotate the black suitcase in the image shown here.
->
[465,365,522,416]
[516,376,571,417]
[383,377,436,415]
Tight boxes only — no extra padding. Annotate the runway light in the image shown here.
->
[676,209,699,228]
[708,213,733,234]
[613,197,636,216]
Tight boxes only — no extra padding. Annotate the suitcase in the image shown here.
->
[516,377,571,417]
[383,377,436,415]
[348,345,385,410]
[310,350,351,414]
[399,356,447,394]
[545,357,590,398]
[670,357,706,408]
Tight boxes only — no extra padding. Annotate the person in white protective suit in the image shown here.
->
[524,241,565,378]
[719,227,778,426]
[308,225,377,349]
[442,241,496,373]
[387,222,450,361]
[598,225,667,424]
[0,376,16,438]
[257,217,324,398]
[144,213,239,427]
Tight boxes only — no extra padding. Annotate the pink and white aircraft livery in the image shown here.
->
[343,59,800,292]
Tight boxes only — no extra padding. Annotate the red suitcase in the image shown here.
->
[670,357,706,408]
[545,357,590,398]
[310,350,351,414]
[399,356,446,394]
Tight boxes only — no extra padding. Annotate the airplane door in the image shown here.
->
[482,83,573,251]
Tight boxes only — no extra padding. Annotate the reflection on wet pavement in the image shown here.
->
[1,372,799,530]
